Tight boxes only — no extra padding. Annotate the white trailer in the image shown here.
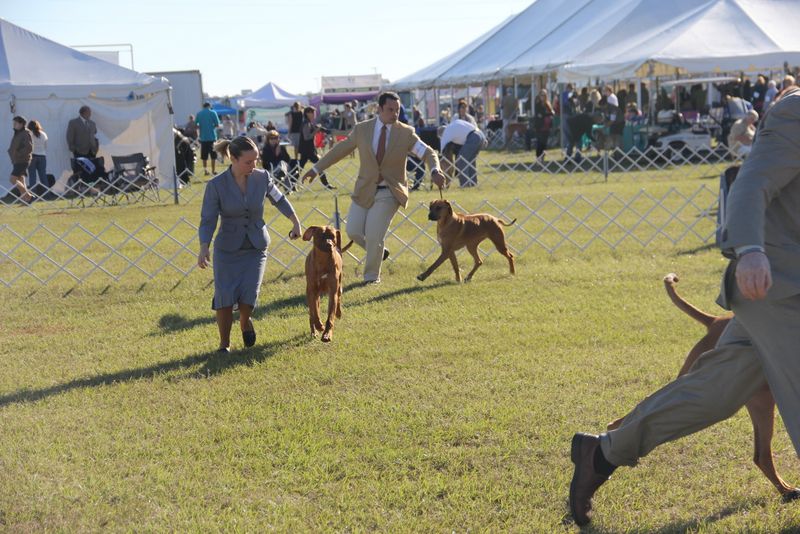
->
[147,70,204,129]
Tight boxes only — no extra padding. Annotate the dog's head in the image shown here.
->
[303,225,341,253]
[427,199,453,221]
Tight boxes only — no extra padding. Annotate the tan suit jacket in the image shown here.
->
[314,118,439,209]
[718,86,800,307]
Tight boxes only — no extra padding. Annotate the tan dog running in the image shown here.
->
[303,225,353,342]
[607,273,799,500]
[417,199,516,282]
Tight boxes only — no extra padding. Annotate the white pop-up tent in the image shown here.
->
[0,18,175,194]
[240,82,307,108]
[558,0,800,81]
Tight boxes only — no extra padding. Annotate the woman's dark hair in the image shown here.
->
[27,120,42,137]
[303,106,315,116]
[214,136,258,159]
[12,116,26,127]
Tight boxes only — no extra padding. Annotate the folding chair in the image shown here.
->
[110,153,159,203]
[67,157,111,207]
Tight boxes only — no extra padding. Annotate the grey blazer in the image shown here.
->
[718,86,800,308]
[66,116,99,155]
[199,168,290,253]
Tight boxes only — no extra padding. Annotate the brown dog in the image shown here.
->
[607,273,799,500]
[417,199,516,282]
[303,225,353,342]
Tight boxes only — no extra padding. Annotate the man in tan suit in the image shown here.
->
[302,92,445,284]
[568,86,800,526]
[66,105,99,158]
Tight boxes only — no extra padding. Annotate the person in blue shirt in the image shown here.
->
[196,102,221,176]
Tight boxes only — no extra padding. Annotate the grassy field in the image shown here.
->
[2,163,800,532]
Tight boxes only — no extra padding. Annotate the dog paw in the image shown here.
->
[782,488,800,502]
[321,331,332,343]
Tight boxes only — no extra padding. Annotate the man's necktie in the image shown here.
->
[376,125,387,165]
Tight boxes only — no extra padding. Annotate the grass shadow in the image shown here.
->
[0,334,306,408]
[569,495,770,533]
[157,280,452,334]
[677,243,717,256]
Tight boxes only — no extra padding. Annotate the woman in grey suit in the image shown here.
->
[197,136,302,352]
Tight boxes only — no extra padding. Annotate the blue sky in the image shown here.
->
[4,0,532,96]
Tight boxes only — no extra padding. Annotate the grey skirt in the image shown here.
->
[211,240,267,310]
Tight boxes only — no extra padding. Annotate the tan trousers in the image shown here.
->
[601,288,800,467]
[345,188,399,282]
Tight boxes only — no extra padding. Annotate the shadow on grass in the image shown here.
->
[677,242,717,256]
[0,334,306,408]
[565,495,770,533]
[157,279,453,334]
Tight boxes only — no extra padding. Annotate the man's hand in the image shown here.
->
[735,251,772,300]
[301,169,318,184]
[431,169,446,190]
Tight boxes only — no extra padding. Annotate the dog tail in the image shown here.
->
[663,273,717,328]
[500,218,517,227]
[340,240,354,253]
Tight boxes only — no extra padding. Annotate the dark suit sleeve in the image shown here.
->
[66,120,75,153]
[720,95,800,254]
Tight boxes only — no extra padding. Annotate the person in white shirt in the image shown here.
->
[26,120,48,190]
[221,115,236,140]
[438,119,487,187]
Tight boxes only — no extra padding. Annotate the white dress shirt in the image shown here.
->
[439,119,477,149]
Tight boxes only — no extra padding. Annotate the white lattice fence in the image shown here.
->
[0,145,740,210]
[0,186,719,287]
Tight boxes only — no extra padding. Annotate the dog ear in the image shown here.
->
[302,226,319,241]
[335,229,342,251]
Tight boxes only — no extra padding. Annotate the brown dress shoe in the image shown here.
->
[569,432,611,526]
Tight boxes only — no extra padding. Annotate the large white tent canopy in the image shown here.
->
[0,18,175,194]
[560,0,800,80]
[240,81,307,108]
[393,0,800,89]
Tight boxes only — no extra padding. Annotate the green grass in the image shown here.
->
[2,164,800,531]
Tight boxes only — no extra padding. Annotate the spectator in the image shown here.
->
[195,102,221,176]
[286,101,303,159]
[752,75,767,113]
[455,100,477,127]
[439,118,487,187]
[261,129,296,192]
[529,89,555,161]
[221,115,236,140]
[8,116,34,203]
[561,83,581,158]
[297,107,336,190]
[183,115,198,140]
[246,121,267,145]
[783,74,796,91]
[764,80,779,109]
[173,128,195,184]
[66,105,98,158]
[624,103,643,124]
[727,109,759,156]
[342,102,357,130]
[585,89,601,114]
[26,120,48,192]
[502,87,519,149]
[265,121,277,132]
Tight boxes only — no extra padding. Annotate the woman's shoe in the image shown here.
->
[242,318,256,347]
[217,347,231,354]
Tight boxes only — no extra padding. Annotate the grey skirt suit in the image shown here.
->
[199,168,295,310]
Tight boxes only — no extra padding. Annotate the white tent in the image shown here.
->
[392,15,514,90]
[393,0,800,89]
[240,82,307,108]
[0,18,175,194]
[559,0,800,81]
